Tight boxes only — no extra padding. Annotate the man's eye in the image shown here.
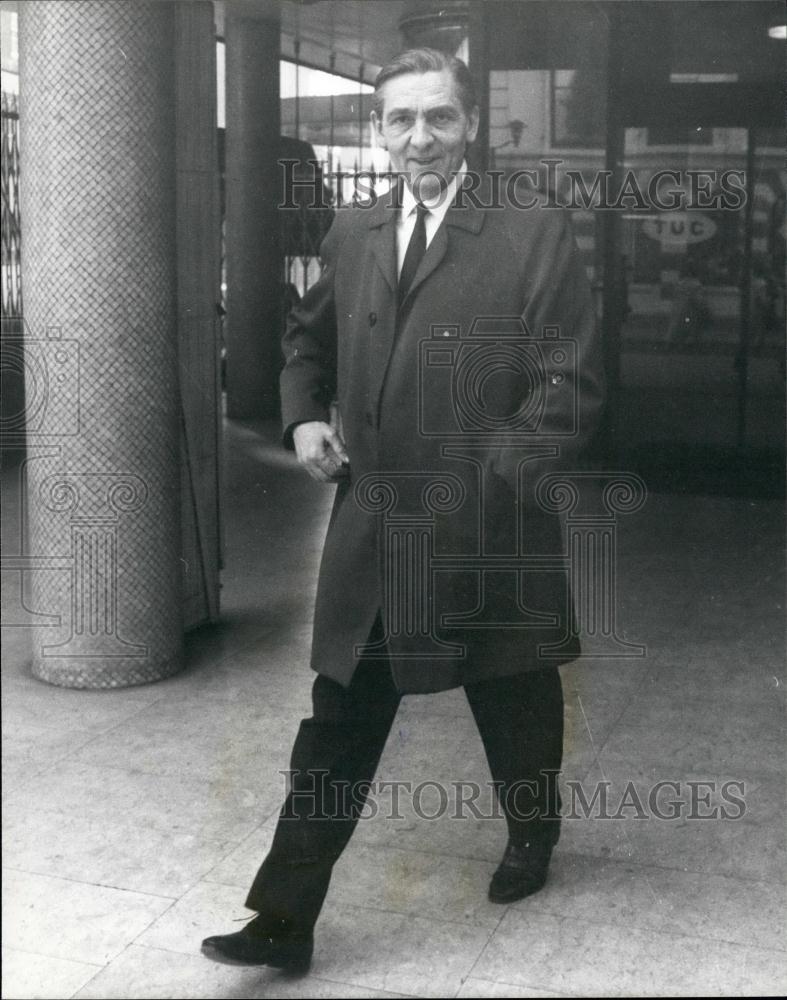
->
[431,112,453,125]
[389,115,412,128]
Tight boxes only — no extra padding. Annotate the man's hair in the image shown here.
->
[372,48,478,118]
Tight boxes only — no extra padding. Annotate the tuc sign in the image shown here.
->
[642,212,718,245]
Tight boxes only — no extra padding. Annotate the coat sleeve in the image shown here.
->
[495,207,605,495]
[279,213,349,448]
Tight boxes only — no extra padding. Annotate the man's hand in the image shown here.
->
[292,421,350,482]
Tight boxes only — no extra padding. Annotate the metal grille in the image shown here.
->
[1,91,22,320]
[279,51,387,299]
[282,157,397,298]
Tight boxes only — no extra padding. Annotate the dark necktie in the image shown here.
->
[398,202,428,304]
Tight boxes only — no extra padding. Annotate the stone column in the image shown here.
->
[18,1,183,687]
[224,3,282,419]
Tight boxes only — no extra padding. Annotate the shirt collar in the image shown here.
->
[400,162,467,219]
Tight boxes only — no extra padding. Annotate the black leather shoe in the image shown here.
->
[201,916,313,972]
[488,837,556,904]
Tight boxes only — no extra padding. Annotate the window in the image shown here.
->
[646,126,713,146]
[550,69,605,148]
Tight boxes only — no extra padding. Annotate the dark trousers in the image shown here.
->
[246,632,564,930]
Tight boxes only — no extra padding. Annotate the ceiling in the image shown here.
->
[216,1,406,84]
[216,0,785,86]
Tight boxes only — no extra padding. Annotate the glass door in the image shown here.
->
[611,125,785,493]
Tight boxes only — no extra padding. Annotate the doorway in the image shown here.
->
[608,125,784,494]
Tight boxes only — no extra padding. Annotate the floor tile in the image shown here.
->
[643,652,786,709]
[162,627,316,716]
[0,623,31,667]
[550,761,786,883]
[349,716,512,863]
[474,908,787,996]
[561,686,636,780]
[523,853,787,952]
[0,673,163,732]
[1,726,96,796]
[456,978,570,998]
[62,695,304,786]
[72,944,410,1000]
[1,947,101,1000]
[374,708,491,784]
[2,869,173,965]
[329,842,502,927]
[2,762,272,896]
[2,812,238,899]
[134,880,260,956]
[138,882,492,997]
[396,687,473,719]
[177,621,282,678]
[666,635,786,673]
[344,705,588,860]
[3,760,271,842]
[599,690,784,777]
[561,658,651,696]
[206,811,505,932]
[202,824,276,891]
[313,902,494,998]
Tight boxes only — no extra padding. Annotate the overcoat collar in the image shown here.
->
[365,174,487,297]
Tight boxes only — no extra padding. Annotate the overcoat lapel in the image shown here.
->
[366,176,488,299]
[366,200,398,414]
[368,207,397,293]
[399,181,487,307]
[364,180,488,418]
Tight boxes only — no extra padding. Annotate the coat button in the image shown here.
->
[368,312,377,327]
[365,412,374,427]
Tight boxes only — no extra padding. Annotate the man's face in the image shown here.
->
[371,69,479,201]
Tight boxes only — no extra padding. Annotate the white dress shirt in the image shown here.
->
[395,164,466,278]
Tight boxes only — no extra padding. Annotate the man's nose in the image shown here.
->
[409,116,434,149]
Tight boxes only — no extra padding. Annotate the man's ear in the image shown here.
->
[370,110,388,150]
[466,106,480,144]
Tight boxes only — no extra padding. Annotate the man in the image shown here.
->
[203,47,604,972]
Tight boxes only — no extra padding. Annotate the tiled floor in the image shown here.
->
[2,420,786,999]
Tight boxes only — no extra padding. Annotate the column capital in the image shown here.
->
[536,471,647,520]
[39,473,148,523]
[354,471,466,519]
